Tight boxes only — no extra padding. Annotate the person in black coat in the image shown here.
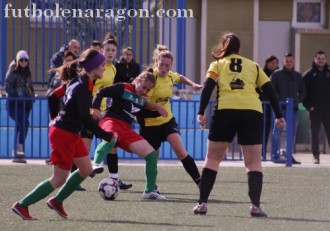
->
[303,50,330,164]
[114,47,141,83]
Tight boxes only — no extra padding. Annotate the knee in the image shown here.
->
[78,167,93,178]
[50,176,67,189]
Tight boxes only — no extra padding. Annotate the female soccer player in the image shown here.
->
[91,71,168,200]
[12,49,114,220]
[193,33,285,217]
[139,45,203,192]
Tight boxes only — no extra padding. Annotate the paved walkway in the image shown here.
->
[1,153,330,168]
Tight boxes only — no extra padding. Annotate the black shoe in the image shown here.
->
[118,180,132,190]
[292,157,301,165]
[272,158,286,164]
[75,185,86,191]
[45,159,51,165]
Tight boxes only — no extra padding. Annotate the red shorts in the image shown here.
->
[99,117,144,152]
[49,126,88,170]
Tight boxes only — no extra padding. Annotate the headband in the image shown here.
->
[81,52,105,72]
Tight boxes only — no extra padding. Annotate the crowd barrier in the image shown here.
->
[0,97,295,166]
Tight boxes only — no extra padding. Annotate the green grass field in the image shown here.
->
[1,164,330,231]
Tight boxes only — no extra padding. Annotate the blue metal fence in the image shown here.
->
[0,97,295,166]
[0,0,188,86]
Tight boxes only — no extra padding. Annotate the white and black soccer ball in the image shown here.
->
[98,178,119,200]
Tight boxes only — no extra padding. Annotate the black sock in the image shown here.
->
[71,163,77,173]
[107,153,118,174]
[199,168,217,203]
[247,171,263,207]
[181,155,201,185]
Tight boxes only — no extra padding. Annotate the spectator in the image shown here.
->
[303,50,330,164]
[270,53,306,164]
[193,32,285,216]
[48,39,80,86]
[114,47,141,83]
[46,51,76,96]
[90,40,102,52]
[259,55,279,157]
[5,50,35,163]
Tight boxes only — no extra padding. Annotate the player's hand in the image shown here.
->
[197,114,206,130]
[157,105,168,117]
[92,109,101,120]
[275,118,286,129]
[192,83,203,91]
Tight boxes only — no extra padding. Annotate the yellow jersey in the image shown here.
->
[206,54,269,113]
[144,70,180,126]
[93,63,116,111]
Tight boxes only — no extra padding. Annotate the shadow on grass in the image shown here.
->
[233,215,330,223]
[59,218,214,228]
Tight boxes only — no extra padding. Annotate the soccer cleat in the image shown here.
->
[313,157,320,164]
[118,180,133,190]
[142,191,167,200]
[75,185,86,191]
[12,201,37,220]
[193,202,208,215]
[250,204,267,217]
[89,164,104,178]
[47,197,68,219]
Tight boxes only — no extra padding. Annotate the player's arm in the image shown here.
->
[179,75,203,91]
[47,84,66,119]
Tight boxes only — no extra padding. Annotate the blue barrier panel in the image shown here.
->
[0,97,294,166]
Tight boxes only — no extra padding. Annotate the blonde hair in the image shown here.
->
[152,45,174,70]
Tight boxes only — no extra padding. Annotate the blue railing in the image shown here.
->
[1,0,188,86]
[0,97,295,166]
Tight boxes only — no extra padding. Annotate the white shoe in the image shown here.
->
[142,191,167,200]
[89,164,104,178]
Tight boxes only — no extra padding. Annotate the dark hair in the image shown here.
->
[120,47,135,63]
[315,50,326,57]
[14,61,31,77]
[103,32,117,47]
[91,40,102,48]
[212,32,240,60]
[63,50,76,60]
[265,55,278,65]
[59,63,78,82]
[284,52,293,58]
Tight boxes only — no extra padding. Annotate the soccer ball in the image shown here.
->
[98,178,119,200]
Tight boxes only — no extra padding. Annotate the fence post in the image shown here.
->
[0,0,8,85]
[285,98,293,167]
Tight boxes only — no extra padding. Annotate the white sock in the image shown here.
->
[110,173,118,179]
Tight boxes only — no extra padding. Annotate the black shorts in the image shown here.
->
[139,117,180,150]
[209,109,263,145]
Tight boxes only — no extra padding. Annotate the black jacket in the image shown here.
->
[114,59,141,83]
[303,63,330,111]
[270,68,306,111]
